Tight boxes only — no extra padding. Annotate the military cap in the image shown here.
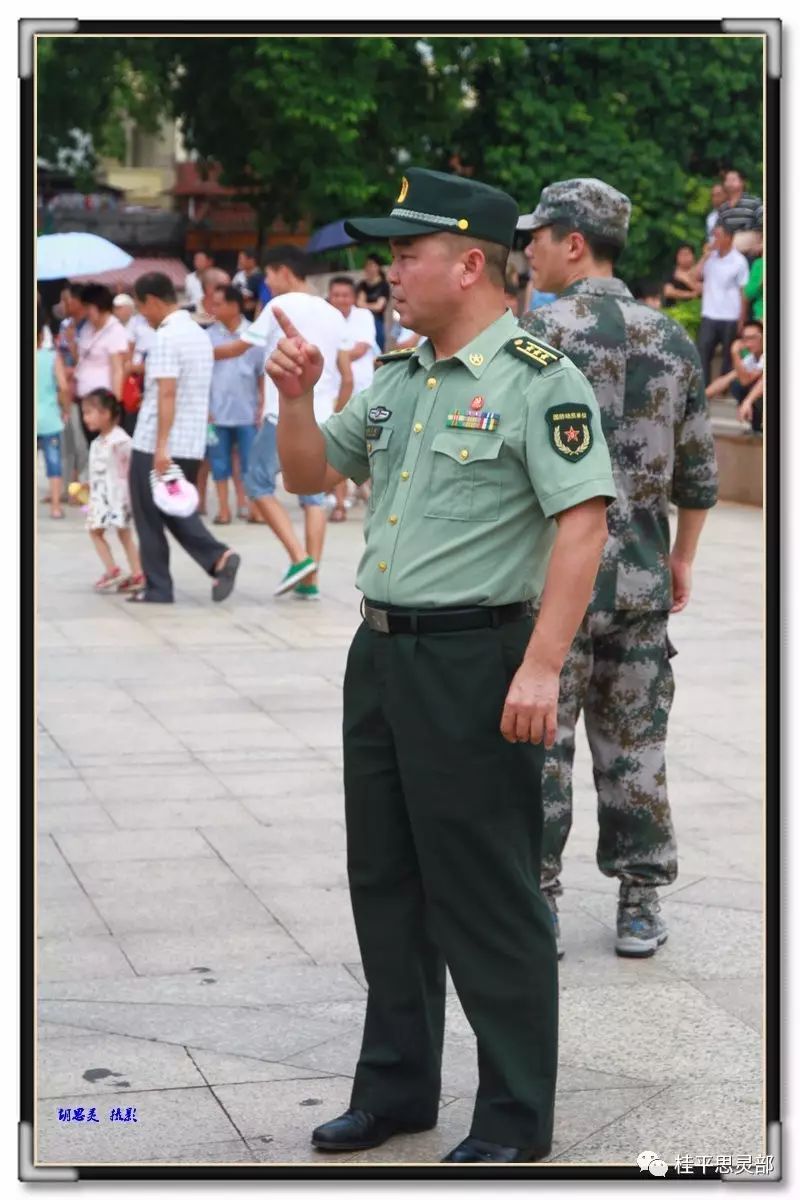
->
[344,167,519,248]
[517,178,632,248]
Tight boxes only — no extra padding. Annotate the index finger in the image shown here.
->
[272,306,301,341]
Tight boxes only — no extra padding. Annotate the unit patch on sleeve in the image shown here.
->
[365,425,384,441]
[506,336,564,369]
[368,406,392,423]
[545,405,593,462]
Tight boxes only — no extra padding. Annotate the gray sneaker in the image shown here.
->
[615,886,668,958]
[543,892,564,960]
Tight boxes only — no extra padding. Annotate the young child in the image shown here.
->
[37,318,70,518]
[80,388,144,593]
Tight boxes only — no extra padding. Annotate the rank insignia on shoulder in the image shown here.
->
[545,404,593,462]
[507,336,564,369]
[375,347,415,365]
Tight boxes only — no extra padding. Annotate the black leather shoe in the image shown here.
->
[312,1108,436,1152]
[441,1136,551,1163]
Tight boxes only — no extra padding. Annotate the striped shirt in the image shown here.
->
[133,309,213,460]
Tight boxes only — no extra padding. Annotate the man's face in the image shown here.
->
[742,325,763,358]
[114,302,134,325]
[212,292,238,325]
[524,226,573,294]
[265,265,292,297]
[64,290,84,319]
[387,235,467,333]
[711,184,726,209]
[137,295,162,329]
[194,252,212,273]
[328,283,355,317]
[724,171,743,197]
[713,225,733,253]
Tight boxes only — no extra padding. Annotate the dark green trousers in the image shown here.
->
[343,615,558,1150]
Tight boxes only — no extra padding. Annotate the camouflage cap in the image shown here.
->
[517,178,632,248]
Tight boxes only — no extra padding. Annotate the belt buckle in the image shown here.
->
[365,606,391,634]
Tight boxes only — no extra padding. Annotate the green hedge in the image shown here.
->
[665,298,702,343]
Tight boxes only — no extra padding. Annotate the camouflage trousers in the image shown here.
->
[541,609,678,896]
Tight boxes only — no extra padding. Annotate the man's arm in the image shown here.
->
[349,342,370,362]
[705,367,737,398]
[110,351,125,401]
[213,338,251,361]
[738,373,764,424]
[53,352,71,417]
[500,498,608,747]
[154,378,177,475]
[730,341,760,388]
[335,349,353,412]
[669,509,710,613]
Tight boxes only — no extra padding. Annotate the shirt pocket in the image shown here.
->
[366,426,394,511]
[425,431,504,522]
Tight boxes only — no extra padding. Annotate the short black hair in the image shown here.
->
[63,282,85,300]
[329,275,357,292]
[80,283,114,312]
[743,319,763,335]
[195,247,214,259]
[262,245,310,280]
[82,387,121,424]
[214,284,246,310]
[632,278,663,301]
[676,243,695,254]
[240,247,258,261]
[365,253,385,268]
[134,272,177,304]
[549,222,622,266]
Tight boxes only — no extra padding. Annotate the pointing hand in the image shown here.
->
[265,307,324,400]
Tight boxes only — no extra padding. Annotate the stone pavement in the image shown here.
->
[36,488,764,1168]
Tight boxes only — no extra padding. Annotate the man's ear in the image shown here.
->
[460,246,487,287]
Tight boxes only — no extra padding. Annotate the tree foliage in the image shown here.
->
[36,34,763,280]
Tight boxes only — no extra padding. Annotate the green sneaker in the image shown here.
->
[274,556,316,596]
[294,583,320,601]
[615,885,668,958]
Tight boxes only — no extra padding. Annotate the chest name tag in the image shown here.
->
[446,410,500,432]
[545,405,593,462]
[368,406,392,422]
[365,425,383,441]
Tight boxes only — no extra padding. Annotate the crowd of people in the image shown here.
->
[36,164,764,601]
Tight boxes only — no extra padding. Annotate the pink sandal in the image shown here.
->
[94,568,122,593]
[117,573,145,594]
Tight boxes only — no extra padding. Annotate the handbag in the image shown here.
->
[149,463,199,519]
[121,372,142,414]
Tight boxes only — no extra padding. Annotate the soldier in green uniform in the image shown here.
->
[268,168,617,1164]
[518,178,719,960]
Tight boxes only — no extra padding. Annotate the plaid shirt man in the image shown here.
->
[133,309,213,460]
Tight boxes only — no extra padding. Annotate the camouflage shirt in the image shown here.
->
[520,276,718,612]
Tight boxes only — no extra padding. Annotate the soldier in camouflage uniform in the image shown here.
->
[517,178,719,958]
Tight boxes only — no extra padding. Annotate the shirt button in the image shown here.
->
[413,422,423,433]
[426,377,437,389]
[459,448,469,461]
[378,561,388,572]
[388,514,398,525]
[367,442,373,453]
[400,470,410,480]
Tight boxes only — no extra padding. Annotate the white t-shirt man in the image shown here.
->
[341,305,378,395]
[242,292,349,424]
[701,248,749,322]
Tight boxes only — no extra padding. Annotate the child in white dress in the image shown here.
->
[81,389,144,593]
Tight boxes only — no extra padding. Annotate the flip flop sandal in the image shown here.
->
[213,516,232,525]
[50,510,65,520]
[329,507,347,523]
[212,552,241,602]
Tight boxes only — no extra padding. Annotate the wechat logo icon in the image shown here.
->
[637,1150,669,1177]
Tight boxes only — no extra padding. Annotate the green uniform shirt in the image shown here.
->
[321,309,616,607]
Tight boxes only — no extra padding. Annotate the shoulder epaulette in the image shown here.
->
[375,347,415,365]
[506,335,564,370]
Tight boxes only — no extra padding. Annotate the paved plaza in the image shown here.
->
[36,487,764,1168]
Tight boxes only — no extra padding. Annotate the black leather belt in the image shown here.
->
[362,598,533,635]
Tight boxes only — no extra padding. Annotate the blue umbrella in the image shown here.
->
[36,232,133,281]
[305,220,356,255]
